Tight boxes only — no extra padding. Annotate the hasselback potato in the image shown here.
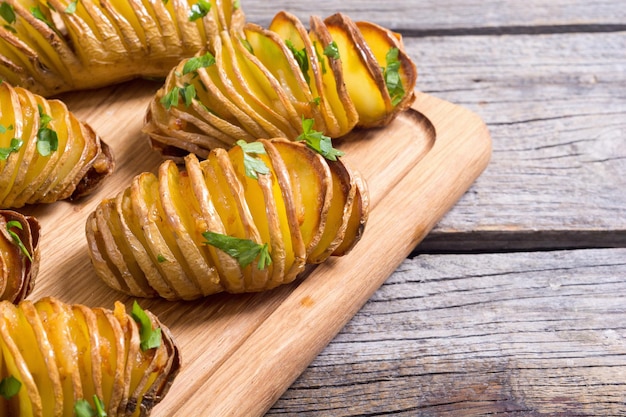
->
[0,0,241,96]
[144,9,417,159]
[0,81,114,208]
[0,210,39,303]
[0,297,180,416]
[86,138,368,300]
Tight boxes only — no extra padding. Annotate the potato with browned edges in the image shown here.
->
[0,0,242,96]
[144,9,417,159]
[0,81,114,208]
[0,296,180,416]
[85,138,368,300]
[0,210,39,303]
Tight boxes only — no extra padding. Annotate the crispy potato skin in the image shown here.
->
[144,7,417,159]
[0,82,114,209]
[0,210,40,303]
[85,139,369,300]
[0,0,243,96]
[0,297,180,416]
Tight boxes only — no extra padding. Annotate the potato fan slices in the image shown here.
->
[144,9,417,159]
[0,0,241,96]
[0,82,114,208]
[0,297,180,416]
[85,138,369,300]
[0,210,39,303]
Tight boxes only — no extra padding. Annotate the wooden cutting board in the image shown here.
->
[23,81,492,416]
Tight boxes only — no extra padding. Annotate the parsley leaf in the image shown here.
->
[160,84,196,109]
[188,0,211,21]
[64,0,77,14]
[0,123,13,133]
[383,47,405,107]
[323,41,340,60]
[296,118,344,161]
[130,301,162,351]
[236,140,270,179]
[182,51,216,75]
[74,395,107,417]
[0,3,16,24]
[36,127,58,156]
[35,105,58,156]
[0,375,21,399]
[285,40,310,85]
[203,231,272,270]
[160,86,180,110]
[0,138,22,160]
[6,220,32,262]
[30,6,55,29]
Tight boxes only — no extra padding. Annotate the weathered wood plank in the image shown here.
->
[241,1,626,32]
[267,248,626,416]
[402,31,626,251]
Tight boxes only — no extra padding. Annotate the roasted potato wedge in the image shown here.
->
[144,9,417,159]
[0,0,242,96]
[0,210,39,303]
[0,296,180,416]
[0,81,114,208]
[86,138,369,300]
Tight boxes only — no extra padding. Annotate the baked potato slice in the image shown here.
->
[0,82,114,209]
[0,0,244,95]
[144,7,417,157]
[0,210,39,303]
[86,138,368,300]
[307,157,357,264]
[0,297,180,416]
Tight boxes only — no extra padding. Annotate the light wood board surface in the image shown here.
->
[22,85,491,416]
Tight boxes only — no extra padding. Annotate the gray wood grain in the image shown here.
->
[241,1,626,32]
[267,248,626,416]
[406,31,626,251]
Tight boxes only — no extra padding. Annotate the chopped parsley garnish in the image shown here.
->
[130,301,162,351]
[233,0,240,9]
[31,6,56,29]
[64,0,77,14]
[0,375,21,399]
[313,42,327,74]
[383,47,405,107]
[74,395,107,417]
[0,2,16,24]
[0,138,22,160]
[285,40,310,85]
[297,117,344,161]
[203,231,272,270]
[35,105,58,157]
[240,37,253,54]
[6,220,32,262]
[236,140,270,179]
[160,84,197,110]
[188,0,211,21]
[182,51,216,75]
[323,41,340,60]
[0,123,13,133]
[157,254,167,263]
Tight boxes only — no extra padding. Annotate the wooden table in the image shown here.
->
[237,1,626,415]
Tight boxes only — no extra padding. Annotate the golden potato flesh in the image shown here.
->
[144,7,417,158]
[85,138,369,300]
[0,296,180,416]
[0,81,114,209]
[0,0,242,96]
[0,210,40,303]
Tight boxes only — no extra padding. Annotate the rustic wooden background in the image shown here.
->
[238,1,626,415]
